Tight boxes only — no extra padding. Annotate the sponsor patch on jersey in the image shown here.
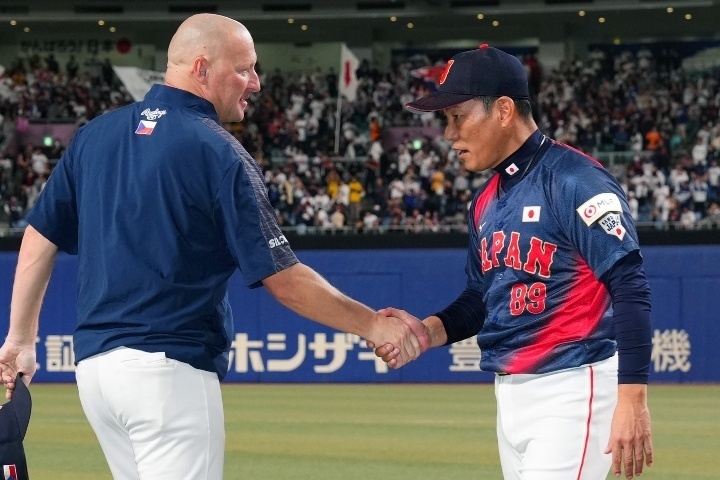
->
[141,108,167,120]
[598,213,626,240]
[135,120,157,135]
[268,235,288,248]
[576,192,622,226]
[505,163,519,175]
[522,206,541,222]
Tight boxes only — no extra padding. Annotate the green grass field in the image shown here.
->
[18,384,720,479]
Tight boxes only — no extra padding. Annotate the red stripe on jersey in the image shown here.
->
[576,365,595,480]
[473,174,500,227]
[506,257,611,372]
[550,139,604,168]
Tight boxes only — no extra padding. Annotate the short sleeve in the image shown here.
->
[214,158,298,288]
[26,145,79,254]
[557,163,639,279]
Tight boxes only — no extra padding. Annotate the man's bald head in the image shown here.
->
[164,14,261,123]
[167,14,247,70]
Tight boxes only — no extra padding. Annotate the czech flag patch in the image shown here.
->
[135,120,157,135]
[3,464,18,480]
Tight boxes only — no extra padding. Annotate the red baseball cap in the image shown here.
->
[406,44,530,113]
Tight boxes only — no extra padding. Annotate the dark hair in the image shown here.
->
[476,96,533,122]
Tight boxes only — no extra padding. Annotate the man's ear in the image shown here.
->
[496,97,515,126]
[193,56,209,84]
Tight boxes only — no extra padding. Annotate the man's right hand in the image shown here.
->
[0,338,36,400]
[367,307,431,368]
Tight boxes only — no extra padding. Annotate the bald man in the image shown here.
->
[0,14,423,480]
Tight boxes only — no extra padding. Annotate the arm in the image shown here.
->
[600,251,654,479]
[262,262,421,366]
[1,226,58,398]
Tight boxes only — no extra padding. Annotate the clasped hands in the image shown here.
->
[367,308,430,368]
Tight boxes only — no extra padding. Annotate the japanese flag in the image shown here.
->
[522,206,541,222]
[339,44,359,102]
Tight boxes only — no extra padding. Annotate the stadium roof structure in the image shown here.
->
[0,0,717,45]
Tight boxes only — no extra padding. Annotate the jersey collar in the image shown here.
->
[493,129,544,192]
[144,84,220,124]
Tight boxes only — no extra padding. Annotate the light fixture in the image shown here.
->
[667,7,674,13]
[390,16,397,21]
[10,20,17,25]
[599,17,606,23]
[492,20,499,27]
[301,24,308,30]
[477,13,484,20]
[685,13,692,20]
[23,27,29,32]
[578,10,585,17]
[98,20,105,26]
[288,18,294,24]
[109,27,116,32]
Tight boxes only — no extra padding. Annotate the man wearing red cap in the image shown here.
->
[373,45,654,480]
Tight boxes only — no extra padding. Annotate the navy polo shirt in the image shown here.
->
[27,84,298,379]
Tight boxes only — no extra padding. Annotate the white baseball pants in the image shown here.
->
[75,347,225,480]
[495,353,618,480]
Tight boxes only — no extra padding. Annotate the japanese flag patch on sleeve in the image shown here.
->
[576,193,623,226]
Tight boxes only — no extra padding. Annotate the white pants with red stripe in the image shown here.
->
[495,353,618,480]
[75,347,225,480]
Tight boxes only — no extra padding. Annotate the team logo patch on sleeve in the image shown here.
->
[598,213,626,240]
[135,120,157,135]
[505,163,519,175]
[522,206,541,222]
[576,192,622,226]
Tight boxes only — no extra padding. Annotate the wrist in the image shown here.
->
[423,316,447,348]
[618,383,648,401]
[5,334,36,348]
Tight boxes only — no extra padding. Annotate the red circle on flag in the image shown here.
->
[528,210,534,218]
[584,205,596,218]
[116,38,132,54]
[616,228,622,234]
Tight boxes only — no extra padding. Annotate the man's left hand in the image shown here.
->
[605,384,653,479]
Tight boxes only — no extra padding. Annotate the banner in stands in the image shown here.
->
[112,66,164,101]
[0,246,715,383]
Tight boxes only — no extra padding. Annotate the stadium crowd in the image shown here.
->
[1,46,719,232]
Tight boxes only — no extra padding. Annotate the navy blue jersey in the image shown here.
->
[27,84,298,379]
[466,139,639,374]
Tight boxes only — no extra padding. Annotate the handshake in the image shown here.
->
[365,308,432,368]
